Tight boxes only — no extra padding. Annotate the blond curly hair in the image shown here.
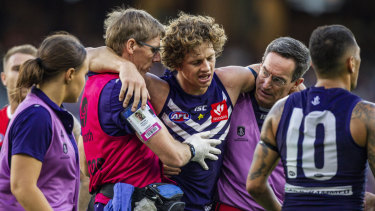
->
[161,12,227,70]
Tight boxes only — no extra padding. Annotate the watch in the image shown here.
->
[185,143,195,160]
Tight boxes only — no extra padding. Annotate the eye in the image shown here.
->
[273,77,286,86]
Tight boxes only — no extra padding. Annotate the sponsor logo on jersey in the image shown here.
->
[211,100,228,122]
[311,96,320,106]
[237,126,245,136]
[169,111,191,123]
[194,105,207,112]
[63,143,68,154]
[80,97,88,127]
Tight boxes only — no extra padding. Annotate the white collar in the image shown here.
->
[7,105,13,119]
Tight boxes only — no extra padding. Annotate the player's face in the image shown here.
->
[255,52,297,109]
[1,53,35,102]
[175,42,216,95]
[65,57,89,103]
[131,36,161,75]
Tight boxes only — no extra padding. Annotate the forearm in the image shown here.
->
[13,185,52,211]
[86,46,136,73]
[250,183,282,211]
[141,128,191,167]
[78,135,89,176]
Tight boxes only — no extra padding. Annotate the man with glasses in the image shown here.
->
[135,40,161,56]
[216,37,309,211]
[247,24,375,210]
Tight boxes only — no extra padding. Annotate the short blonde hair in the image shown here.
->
[104,7,165,56]
[161,12,227,70]
[3,44,37,72]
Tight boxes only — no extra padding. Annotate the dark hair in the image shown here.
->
[263,37,311,81]
[16,32,86,102]
[309,25,356,76]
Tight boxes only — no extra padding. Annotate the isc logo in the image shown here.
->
[169,111,191,123]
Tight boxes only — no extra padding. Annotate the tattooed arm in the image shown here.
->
[246,97,287,211]
[351,101,375,174]
[351,101,375,211]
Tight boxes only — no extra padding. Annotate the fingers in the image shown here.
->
[205,153,219,161]
[123,83,134,110]
[132,86,141,112]
[207,139,222,147]
[198,160,209,170]
[209,147,221,155]
[197,131,211,138]
[119,81,128,102]
[163,164,181,177]
[141,85,149,110]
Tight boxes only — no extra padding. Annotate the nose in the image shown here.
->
[263,76,273,88]
[152,52,161,63]
[201,59,210,71]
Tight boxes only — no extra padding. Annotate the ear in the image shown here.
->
[348,56,355,74]
[65,68,75,84]
[1,72,6,86]
[123,38,137,57]
[289,78,305,94]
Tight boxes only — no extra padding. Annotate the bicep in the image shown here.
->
[11,154,42,188]
[216,66,256,95]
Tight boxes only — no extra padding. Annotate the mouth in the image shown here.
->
[258,88,272,98]
[198,73,211,83]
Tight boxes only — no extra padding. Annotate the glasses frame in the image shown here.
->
[136,40,161,55]
[260,66,288,87]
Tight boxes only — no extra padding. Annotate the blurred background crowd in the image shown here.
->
[0,0,374,118]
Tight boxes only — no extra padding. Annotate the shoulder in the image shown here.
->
[13,105,51,128]
[215,66,256,93]
[352,100,375,125]
[269,96,289,118]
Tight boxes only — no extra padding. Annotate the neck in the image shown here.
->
[314,78,350,91]
[8,96,18,114]
[38,81,66,107]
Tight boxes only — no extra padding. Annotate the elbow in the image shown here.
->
[246,180,266,199]
[10,180,24,200]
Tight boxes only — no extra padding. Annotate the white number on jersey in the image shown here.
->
[286,108,338,181]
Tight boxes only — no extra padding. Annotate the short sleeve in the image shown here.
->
[98,78,133,136]
[9,105,52,162]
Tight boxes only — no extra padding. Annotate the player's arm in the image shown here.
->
[350,101,375,174]
[133,115,221,170]
[246,97,287,211]
[86,46,148,111]
[144,73,170,115]
[215,65,256,104]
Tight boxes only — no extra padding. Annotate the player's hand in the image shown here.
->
[183,131,221,170]
[118,63,150,111]
[163,164,181,178]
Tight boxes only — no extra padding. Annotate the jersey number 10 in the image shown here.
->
[285,108,338,181]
